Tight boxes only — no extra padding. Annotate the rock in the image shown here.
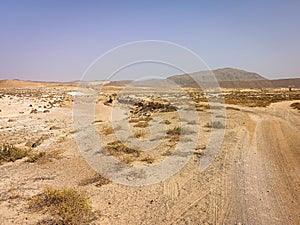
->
[30,109,38,114]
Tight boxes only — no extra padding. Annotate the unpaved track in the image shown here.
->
[228,102,300,225]
[94,101,299,224]
[0,100,299,224]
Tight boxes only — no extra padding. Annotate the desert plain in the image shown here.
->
[0,79,299,225]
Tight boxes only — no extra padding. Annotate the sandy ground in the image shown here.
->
[0,86,299,224]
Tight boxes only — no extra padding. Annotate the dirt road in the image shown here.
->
[0,97,299,224]
[90,101,300,224]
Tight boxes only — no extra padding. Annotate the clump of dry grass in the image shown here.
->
[26,150,61,164]
[26,151,46,163]
[144,117,153,122]
[204,121,225,129]
[105,140,141,158]
[134,130,147,139]
[0,144,28,162]
[164,120,171,125]
[28,187,93,225]
[167,126,181,136]
[129,116,152,123]
[102,125,114,135]
[162,149,173,156]
[133,121,149,128]
[79,174,111,187]
[141,156,155,164]
[129,118,142,123]
[195,104,210,111]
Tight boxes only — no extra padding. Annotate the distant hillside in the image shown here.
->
[0,79,64,88]
[165,68,300,88]
[1,68,298,88]
[167,68,266,87]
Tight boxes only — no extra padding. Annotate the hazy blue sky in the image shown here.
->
[0,0,299,81]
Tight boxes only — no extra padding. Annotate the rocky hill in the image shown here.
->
[166,68,299,88]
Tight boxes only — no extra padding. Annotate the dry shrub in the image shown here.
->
[167,126,181,136]
[141,156,155,164]
[27,151,46,163]
[129,116,152,123]
[134,130,147,138]
[164,120,171,125]
[144,117,153,122]
[133,121,148,128]
[196,104,210,111]
[27,150,61,164]
[79,174,111,187]
[105,140,141,157]
[129,118,141,123]
[102,125,114,135]
[29,187,93,225]
[204,121,225,129]
[162,149,172,156]
[0,144,28,162]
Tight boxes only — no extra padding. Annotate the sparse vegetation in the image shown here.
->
[162,149,173,156]
[164,120,171,125]
[224,90,300,107]
[129,118,142,123]
[105,140,141,160]
[181,127,196,135]
[26,150,61,164]
[79,174,111,187]
[144,116,153,122]
[204,121,225,129]
[102,125,114,135]
[28,187,93,225]
[0,144,28,162]
[134,130,147,138]
[133,121,149,128]
[141,156,155,164]
[167,126,181,136]
[26,151,46,163]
